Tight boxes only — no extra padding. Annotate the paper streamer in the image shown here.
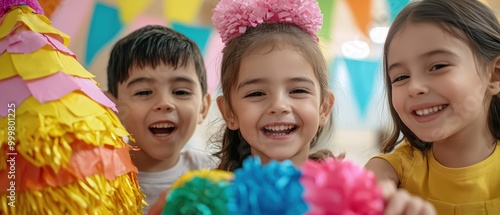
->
[85,2,123,67]
[0,30,75,57]
[0,76,30,117]
[116,0,152,24]
[0,72,117,117]
[163,0,203,24]
[171,22,211,56]
[344,57,379,119]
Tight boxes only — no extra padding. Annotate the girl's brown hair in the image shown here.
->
[213,22,334,171]
[381,0,500,153]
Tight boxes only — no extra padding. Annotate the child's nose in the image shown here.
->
[268,95,291,115]
[408,77,428,97]
[154,95,174,112]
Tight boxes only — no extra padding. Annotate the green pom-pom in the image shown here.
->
[163,177,230,215]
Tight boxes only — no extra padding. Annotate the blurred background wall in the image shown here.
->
[38,0,500,165]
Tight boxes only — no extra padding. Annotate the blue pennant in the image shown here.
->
[344,58,380,119]
[386,0,410,22]
[172,22,212,56]
[85,3,123,67]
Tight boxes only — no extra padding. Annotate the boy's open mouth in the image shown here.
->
[262,124,298,136]
[149,122,176,137]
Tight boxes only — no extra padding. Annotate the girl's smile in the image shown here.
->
[409,103,449,123]
[261,123,299,140]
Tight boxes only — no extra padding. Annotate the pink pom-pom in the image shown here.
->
[301,158,384,215]
[211,0,323,43]
[0,0,44,17]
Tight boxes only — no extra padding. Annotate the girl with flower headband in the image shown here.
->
[365,0,500,214]
[211,0,336,171]
[148,0,435,214]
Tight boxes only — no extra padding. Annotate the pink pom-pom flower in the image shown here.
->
[211,0,323,43]
[301,158,384,215]
[0,0,44,17]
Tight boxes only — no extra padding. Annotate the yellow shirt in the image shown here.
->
[375,141,500,215]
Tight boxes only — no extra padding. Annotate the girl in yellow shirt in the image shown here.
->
[366,0,500,214]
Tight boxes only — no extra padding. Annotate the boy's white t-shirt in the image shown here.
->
[138,148,217,214]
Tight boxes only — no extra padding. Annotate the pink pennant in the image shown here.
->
[204,31,224,94]
[126,14,165,34]
[0,30,75,57]
[50,0,93,39]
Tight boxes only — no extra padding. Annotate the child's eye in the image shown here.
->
[290,88,309,94]
[134,90,152,96]
[431,64,448,71]
[173,90,192,96]
[391,75,409,83]
[244,91,265,98]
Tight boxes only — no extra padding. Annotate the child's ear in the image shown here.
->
[488,56,500,95]
[319,91,335,126]
[198,93,212,124]
[216,96,239,130]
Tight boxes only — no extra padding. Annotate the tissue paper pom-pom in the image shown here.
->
[0,0,44,17]
[164,177,230,215]
[301,158,384,215]
[171,169,234,190]
[212,0,322,43]
[227,156,308,215]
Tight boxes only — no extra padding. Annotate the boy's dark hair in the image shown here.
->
[381,0,500,153]
[107,25,207,97]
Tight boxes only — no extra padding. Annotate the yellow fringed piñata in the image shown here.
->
[0,1,145,214]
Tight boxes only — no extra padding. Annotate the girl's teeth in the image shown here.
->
[265,125,294,131]
[415,105,444,116]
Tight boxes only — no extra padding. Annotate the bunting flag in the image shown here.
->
[85,2,123,67]
[126,15,166,34]
[317,0,337,40]
[50,0,93,39]
[204,30,224,94]
[164,0,203,24]
[172,22,212,56]
[344,0,372,38]
[386,0,409,22]
[116,0,153,24]
[344,57,380,119]
[37,0,61,18]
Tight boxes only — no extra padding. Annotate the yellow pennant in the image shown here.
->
[116,0,153,24]
[163,0,203,24]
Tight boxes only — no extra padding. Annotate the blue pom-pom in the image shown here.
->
[226,157,308,215]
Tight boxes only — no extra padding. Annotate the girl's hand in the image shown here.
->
[147,189,169,215]
[380,181,436,215]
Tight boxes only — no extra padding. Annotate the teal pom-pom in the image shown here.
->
[227,156,308,215]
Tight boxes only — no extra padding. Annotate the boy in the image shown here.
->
[106,25,215,213]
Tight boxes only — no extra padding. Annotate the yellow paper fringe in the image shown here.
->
[171,169,234,190]
[0,47,95,81]
[0,6,70,45]
[0,172,145,215]
[0,92,130,170]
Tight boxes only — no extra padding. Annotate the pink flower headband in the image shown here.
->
[211,0,323,43]
[0,0,44,17]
